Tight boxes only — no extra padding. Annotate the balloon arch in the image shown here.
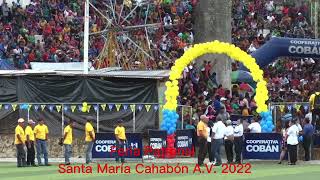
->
[160,41,274,157]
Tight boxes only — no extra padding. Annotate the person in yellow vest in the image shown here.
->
[63,119,75,165]
[25,119,37,166]
[196,115,209,166]
[114,119,126,163]
[85,116,95,164]
[34,118,50,166]
[309,88,320,131]
[15,118,26,167]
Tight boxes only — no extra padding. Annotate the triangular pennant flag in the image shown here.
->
[49,105,54,112]
[78,105,82,111]
[279,105,285,113]
[123,104,128,111]
[87,105,91,112]
[115,104,121,111]
[64,106,68,112]
[270,106,274,110]
[12,104,17,111]
[294,104,301,111]
[71,105,76,112]
[0,104,2,110]
[41,105,46,111]
[108,104,114,111]
[160,105,164,109]
[130,104,136,112]
[287,105,292,111]
[303,105,309,111]
[34,105,39,111]
[28,104,32,110]
[4,104,9,110]
[138,105,143,111]
[56,105,62,112]
[145,105,151,112]
[101,104,106,111]
[94,105,99,112]
[154,105,159,111]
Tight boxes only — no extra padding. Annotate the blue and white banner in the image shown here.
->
[175,129,193,156]
[148,130,167,149]
[92,133,143,159]
[243,133,282,160]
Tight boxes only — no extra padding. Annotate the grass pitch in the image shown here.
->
[0,161,319,180]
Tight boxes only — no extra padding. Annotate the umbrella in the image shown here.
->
[239,82,254,92]
[231,70,254,83]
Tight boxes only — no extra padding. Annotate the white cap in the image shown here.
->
[220,97,227,101]
[18,118,25,123]
[28,119,35,124]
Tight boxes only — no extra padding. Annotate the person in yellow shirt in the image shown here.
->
[114,119,126,163]
[15,118,26,167]
[63,119,75,165]
[196,115,209,166]
[309,89,320,131]
[85,117,95,164]
[34,119,50,166]
[25,119,37,166]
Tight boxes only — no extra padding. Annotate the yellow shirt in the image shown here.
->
[15,125,25,145]
[34,124,49,140]
[63,125,73,145]
[197,121,208,138]
[115,126,126,140]
[85,122,95,142]
[309,92,320,110]
[25,126,35,141]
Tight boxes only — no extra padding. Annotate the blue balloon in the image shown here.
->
[266,116,273,122]
[266,121,272,126]
[298,136,304,142]
[262,125,268,130]
[270,124,275,130]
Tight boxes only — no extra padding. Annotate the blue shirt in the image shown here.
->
[303,124,314,137]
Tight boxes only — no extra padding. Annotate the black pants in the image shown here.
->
[16,144,26,167]
[312,109,320,131]
[197,137,207,165]
[207,142,213,162]
[225,140,234,163]
[234,136,243,163]
[303,136,312,161]
[288,144,297,164]
[27,141,35,165]
[115,140,126,163]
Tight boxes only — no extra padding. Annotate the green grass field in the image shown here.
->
[0,162,319,180]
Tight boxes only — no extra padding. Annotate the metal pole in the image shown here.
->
[27,107,30,121]
[315,0,319,38]
[97,104,100,133]
[84,0,90,74]
[133,108,136,132]
[62,104,64,136]
[181,106,184,130]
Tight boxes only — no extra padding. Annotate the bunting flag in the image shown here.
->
[71,105,76,112]
[64,106,68,112]
[130,104,135,112]
[294,104,301,111]
[115,104,121,111]
[303,105,309,111]
[94,105,99,112]
[145,105,151,112]
[279,105,285,112]
[4,104,9,110]
[138,105,143,111]
[49,105,54,112]
[123,104,128,111]
[287,105,292,111]
[12,104,17,111]
[34,105,39,111]
[87,105,92,112]
[153,105,159,111]
[0,104,3,110]
[108,104,114,111]
[56,105,62,112]
[41,105,46,111]
[78,105,82,111]
[101,104,106,111]
[160,105,164,109]
[28,104,32,110]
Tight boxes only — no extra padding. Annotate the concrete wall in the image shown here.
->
[194,0,232,90]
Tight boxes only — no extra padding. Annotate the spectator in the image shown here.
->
[302,118,314,161]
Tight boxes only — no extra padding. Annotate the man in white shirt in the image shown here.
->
[287,120,300,165]
[224,120,234,164]
[211,119,226,166]
[248,117,262,133]
[234,119,244,164]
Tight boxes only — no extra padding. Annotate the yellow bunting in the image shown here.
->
[28,104,32,110]
[279,105,285,113]
[41,105,46,111]
[101,104,106,111]
[0,104,2,109]
[163,40,269,113]
[145,105,151,112]
[294,104,301,111]
[116,104,121,111]
[130,105,136,112]
[71,105,76,112]
[56,105,62,112]
[12,104,17,111]
[87,105,91,113]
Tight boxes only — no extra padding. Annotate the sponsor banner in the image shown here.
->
[148,130,167,150]
[92,133,143,159]
[243,133,282,160]
[175,129,193,156]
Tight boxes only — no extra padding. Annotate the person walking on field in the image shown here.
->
[34,118,50,166]
[287,120,299,165]
[224,120,234,164]
[15,118,26,167]
[114,119,127,163]
[302,118,314,161]
[196,115,209,166]
[25,119,37,166]
[63,119,75,165]
[234,119,244,164]
[85,117,95,164]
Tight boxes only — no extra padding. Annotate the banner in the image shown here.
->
[92,133,143,159]
[148,130,167,150]
[175,129,194,156]
[243,133,282,160]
